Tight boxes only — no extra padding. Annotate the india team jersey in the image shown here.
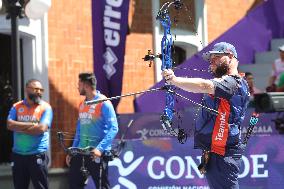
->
[72,91,118,153]
[7,99,53,155]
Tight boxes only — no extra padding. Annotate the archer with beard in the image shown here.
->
[162,42,250,189]
[6,79,53,189]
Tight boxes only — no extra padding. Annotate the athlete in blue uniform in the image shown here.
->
[7,79,53,189]
[66,72,118,189]
[162,42,250,189]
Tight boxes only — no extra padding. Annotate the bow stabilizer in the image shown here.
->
[242,112,260,145]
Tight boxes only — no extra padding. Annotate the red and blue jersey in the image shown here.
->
[194,75,250,156]
[72,91,118,153]
[7,99,53,155]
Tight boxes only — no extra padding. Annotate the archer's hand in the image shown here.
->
[66,154,71,167]
[162,69,176,84]
[91,148,102,160]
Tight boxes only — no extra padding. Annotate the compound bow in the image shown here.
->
[56,119,133,182]
[147,0,219,143]
[86,0,219,144]
[56,119,133,158]
[156,0,186,144]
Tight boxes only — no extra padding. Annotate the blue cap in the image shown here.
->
[202,42,238,61]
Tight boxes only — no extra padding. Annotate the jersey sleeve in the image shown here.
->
[211,75,238,100]
[39,105,53,128]
[7,106,17,121]
[96,101,118,152]
[72,120,81,147]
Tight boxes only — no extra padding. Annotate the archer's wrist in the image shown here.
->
[170,77,179,86]
[31,122,39,128]
[95,148,103,156]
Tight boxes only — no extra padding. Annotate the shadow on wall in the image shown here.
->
[49,80,78,168]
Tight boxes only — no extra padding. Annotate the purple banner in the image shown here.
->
[117,108,279,140]
[85,109,284,188]
[86,135,284,189]
[106,134,284,189]
[92,0,130,110]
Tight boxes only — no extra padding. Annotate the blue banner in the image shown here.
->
[92,0,130,110]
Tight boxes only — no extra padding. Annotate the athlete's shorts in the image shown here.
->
[205,153,242,189]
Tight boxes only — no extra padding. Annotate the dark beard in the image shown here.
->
[28,93,41,104]
[212,62,229,78]
[80,89,86,96]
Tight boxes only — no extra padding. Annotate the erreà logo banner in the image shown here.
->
[92,0,130,109]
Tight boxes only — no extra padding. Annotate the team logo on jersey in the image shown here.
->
[34,106,41,113]
[79,103,85,110]
[215,112,226,141]
[89,104,98,114]
[89,109,95,114]
[90,105,96,109]
[18,107,24,113]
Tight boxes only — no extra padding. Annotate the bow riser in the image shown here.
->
[157,1,188,144]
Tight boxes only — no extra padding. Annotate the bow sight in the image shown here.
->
[142,50,162,67]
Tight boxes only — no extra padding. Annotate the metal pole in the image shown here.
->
[8,0,22,101]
